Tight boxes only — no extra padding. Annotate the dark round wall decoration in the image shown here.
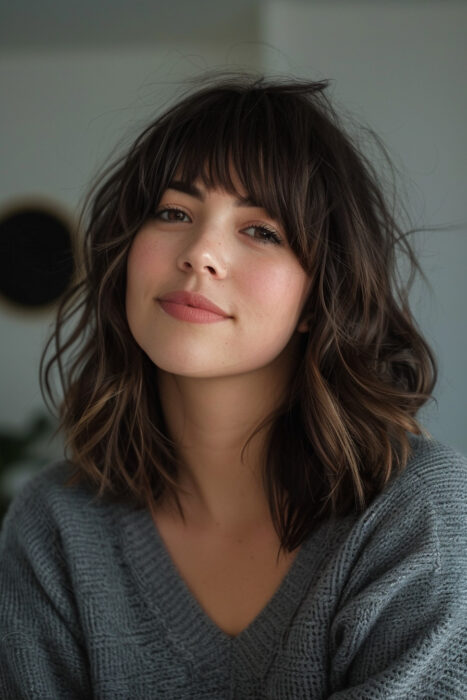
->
[0,202,75,310]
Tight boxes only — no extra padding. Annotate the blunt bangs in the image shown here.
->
[141,86,318,264]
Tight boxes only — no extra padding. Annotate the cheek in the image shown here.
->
[128,236,157,280]
[126,237,158,334]
[126,234,171,301]
[240,260,308,320]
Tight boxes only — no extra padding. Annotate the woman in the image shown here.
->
[1,72,466,698]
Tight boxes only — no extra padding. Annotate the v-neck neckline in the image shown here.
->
[120,503,319,672]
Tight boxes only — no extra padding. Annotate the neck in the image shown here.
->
[156,342,300,534]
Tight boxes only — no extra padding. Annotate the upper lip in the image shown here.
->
[158,291,231,317]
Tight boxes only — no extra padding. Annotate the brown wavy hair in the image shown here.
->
[40,71,437,554]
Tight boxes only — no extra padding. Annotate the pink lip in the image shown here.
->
[157,290,231,323]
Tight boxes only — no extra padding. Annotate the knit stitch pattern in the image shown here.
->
[1,436,466,698]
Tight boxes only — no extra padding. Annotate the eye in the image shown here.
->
[155,206,190,223]
[153,207,283,246]
[242,224,283,246]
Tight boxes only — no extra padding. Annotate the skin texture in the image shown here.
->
[125,173,311,535]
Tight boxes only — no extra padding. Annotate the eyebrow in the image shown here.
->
[166,180,260,208]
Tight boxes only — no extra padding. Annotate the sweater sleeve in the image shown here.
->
[0,474,92,699]
[327,444,467,699]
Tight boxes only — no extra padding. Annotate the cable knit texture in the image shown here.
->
[1,436,466,699]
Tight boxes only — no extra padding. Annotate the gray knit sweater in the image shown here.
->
[1,436,466,699]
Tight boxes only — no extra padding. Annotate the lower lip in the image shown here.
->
[158,300,229,323]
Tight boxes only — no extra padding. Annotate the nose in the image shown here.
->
[176,225,228,279]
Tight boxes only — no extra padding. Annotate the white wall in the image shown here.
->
[260,0,467,453]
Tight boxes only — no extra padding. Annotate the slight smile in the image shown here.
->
[157,290,232,324]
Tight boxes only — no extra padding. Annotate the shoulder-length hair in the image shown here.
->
[41,71,436,554]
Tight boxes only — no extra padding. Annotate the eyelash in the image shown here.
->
[154,206,283,246]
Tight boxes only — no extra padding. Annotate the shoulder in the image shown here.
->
[383,434,467,513]
[333,436,467,610]
[327,437,467,694]
[360,434,467,536]
[2,461,92,530]
[0,460,140,615]
[335,435,467,583]
[406,433,467,480]
[351,435,467,575]
[0,461,125,555]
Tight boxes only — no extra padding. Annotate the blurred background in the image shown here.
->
[1,0,466,517]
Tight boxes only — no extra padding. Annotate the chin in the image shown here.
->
[147,351,220,378]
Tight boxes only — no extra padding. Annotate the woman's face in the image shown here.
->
[125,173,311,379]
